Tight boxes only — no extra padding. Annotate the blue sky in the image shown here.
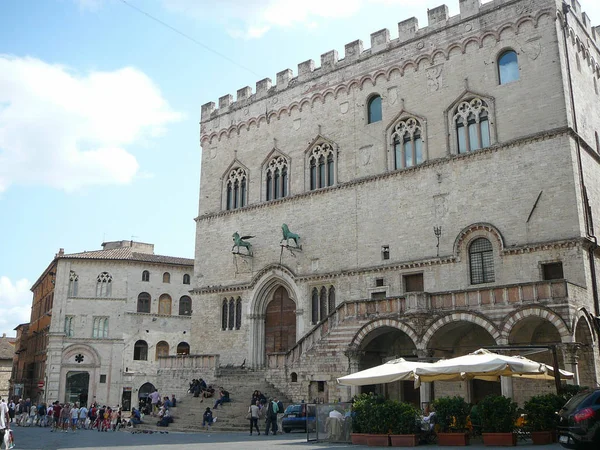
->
[1,0,599,337]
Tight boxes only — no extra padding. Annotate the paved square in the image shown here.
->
[6,426,562,450]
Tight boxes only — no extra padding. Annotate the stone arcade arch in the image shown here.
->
[247,267,302,369]
[507,309,567,397]
[424,314,500,404]
[351,319,420,405]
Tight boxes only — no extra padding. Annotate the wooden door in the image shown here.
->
[265,286,296,353]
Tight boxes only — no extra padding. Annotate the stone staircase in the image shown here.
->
[138,367,291,433]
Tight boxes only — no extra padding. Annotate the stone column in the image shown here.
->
[562,343,581,386]
[416,349,433,407]
[343,346,364,400]
[501,376,514,398]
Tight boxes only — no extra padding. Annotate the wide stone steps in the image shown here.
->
[137,368,291,432]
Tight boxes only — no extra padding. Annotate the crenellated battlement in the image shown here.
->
[200,0,598,122]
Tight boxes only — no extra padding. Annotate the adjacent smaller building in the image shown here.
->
[0,334,16,400]
[17,240,193,409]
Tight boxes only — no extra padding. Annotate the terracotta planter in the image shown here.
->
[351,433,369,445]
[389,434,419,447]
[437,432,470,446]
[482,432,517,446]
[531,431,554,445]
[366,434,390,446]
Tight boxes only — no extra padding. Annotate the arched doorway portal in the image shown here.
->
[138,382,156,411]
[427,320,499,403]
[265,286,296,353]
[358,326,419,406]
[65,371,90,406]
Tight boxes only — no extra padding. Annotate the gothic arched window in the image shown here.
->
[68,271,78,297]
[455,98,491,154]
[133,340,148,361]
[228,298,235,330]
[158,294,172,315]
[96,272,112,297]
[226,167,248,210]
[328,286,336,314]
[265,155,289,201]
[137,292,151,313]
[311,288,319,324]
[179,296,192,316]
[222,299,228,330]
[176,342,190,355]
[308,142,335,190]
[319,287,327,322]
[142,270,150,282]
[392,116,424,169]
[235,297,242,330]
[498,50,519,85]
[367,95,382,124]
[156,341,169,358]
[469,238,495,285]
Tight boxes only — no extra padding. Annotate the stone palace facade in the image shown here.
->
[193,0,600,405]
[25,241,194,408]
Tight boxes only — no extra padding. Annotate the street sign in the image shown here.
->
[37,381,44,389]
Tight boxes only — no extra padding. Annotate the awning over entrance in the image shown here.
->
[414,348,574,385]
[337,349,574,388]
[336,358,433,386]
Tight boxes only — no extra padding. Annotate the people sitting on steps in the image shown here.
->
[202,407,214,430]
[213,387,230,409]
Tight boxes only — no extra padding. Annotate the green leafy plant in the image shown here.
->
[388,401,419,435]
[478,394,518,433]
[523,394,564,432]
[351,393,386,433]
[433,396,471,433]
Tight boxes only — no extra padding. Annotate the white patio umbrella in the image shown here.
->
[414,348,560,386]
[337,358,433,386]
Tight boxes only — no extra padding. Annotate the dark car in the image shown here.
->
[281,403,316,433]
[557,389,600,449]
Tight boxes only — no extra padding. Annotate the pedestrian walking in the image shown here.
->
[248,401,261,435]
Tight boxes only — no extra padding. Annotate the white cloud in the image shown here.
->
[0,276,31,337]
[163,0,416,38]
[162,0,600,39]
[0,56,182,193]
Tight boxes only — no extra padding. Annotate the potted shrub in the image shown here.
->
[366,400,391,447]
[433,396,471,446]
[478,394,518,446]
[388,401,420,447]
[523,393,564,445]
[351,393,391,446]
[351,393,376,445]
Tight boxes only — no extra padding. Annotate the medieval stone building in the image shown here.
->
[194,0,600,405]
[14,241,194,408]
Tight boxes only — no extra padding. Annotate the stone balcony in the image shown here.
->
[281,280,579,366]
[429,280,572,311]
[157,354,219,369]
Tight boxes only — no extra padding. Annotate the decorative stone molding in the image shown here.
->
[196,127,573,222]
[201,7,556,133]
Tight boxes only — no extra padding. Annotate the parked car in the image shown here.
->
[281,403,316,433]
[557,389,600,449]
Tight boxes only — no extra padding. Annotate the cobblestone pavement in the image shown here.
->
[7,426,563,450]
